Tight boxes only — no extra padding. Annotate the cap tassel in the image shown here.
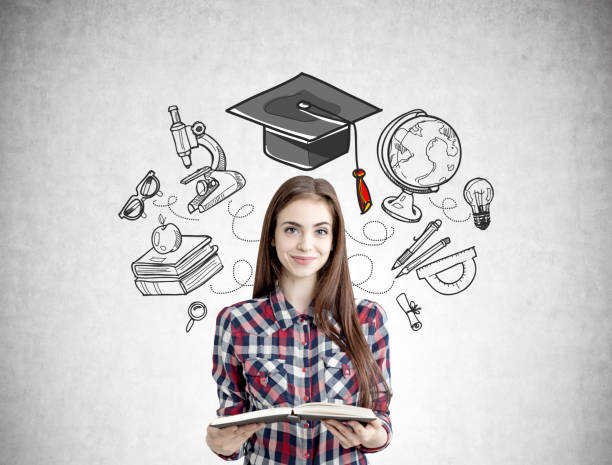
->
[295,103,373,214]
[352,169,372,214]
[350,122,372,214]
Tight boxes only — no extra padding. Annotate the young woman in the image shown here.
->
[206,176,392,464]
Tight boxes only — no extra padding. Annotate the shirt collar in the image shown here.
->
[270,283,344,332]
[270,283,315,330]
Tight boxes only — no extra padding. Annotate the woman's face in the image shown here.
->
[273,196,334,281]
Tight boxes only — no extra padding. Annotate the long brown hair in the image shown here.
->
[253,175,391,409]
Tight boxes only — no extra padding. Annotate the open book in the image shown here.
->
[210,402,376,428]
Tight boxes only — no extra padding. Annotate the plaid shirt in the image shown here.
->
[211,285,392,464]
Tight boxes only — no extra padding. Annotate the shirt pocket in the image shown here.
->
[243,358,290,409]
[324,351,358,405]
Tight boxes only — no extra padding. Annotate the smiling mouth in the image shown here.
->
[291,256,317,265]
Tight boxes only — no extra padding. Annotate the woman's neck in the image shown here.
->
[279,274,317,313]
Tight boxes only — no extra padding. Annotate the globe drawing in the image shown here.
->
[377,109,461,222]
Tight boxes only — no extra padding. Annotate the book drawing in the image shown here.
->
[132,235,213,277]
[209,402,376,429]
[131,235,223,296]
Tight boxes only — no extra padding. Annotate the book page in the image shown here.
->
[209,407,293,428]
[294,403,376,421]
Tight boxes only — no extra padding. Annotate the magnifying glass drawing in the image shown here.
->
[186,301,207,333]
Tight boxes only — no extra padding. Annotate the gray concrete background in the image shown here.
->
[1,1,610,464]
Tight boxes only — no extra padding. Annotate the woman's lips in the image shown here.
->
[291,255,317,265]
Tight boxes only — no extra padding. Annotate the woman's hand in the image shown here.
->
[322,418,388,450]
[206,422,265,457]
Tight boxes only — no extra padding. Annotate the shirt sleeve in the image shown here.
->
[358,301,393,454]
[210,307,251,461]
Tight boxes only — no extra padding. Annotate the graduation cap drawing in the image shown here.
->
[226,73,381,213]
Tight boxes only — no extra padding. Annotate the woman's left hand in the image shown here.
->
[322,418,388,449]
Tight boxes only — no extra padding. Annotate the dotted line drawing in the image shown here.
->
[154,195,200,222]
[428,197,471,223]
[346,220,395,247]
[349,253,395,295]
[227,200,260,243]
[210,259,255,294]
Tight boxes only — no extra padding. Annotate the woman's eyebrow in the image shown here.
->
[280,221,331,227]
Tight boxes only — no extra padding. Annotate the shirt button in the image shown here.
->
[304,422,309,428]
[304,396,309,402]
[302,341,308,346]
[302,367,307,372]
[305,452,310,459]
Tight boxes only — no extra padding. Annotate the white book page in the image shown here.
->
[210,407,293,427]
[294,403,375,418]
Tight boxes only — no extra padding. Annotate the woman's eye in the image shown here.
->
[284,227,298,234]
[315,229,329,236]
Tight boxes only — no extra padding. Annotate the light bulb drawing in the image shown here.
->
[463,178,494,230]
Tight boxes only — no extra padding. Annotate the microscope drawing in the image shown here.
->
[168,105,245,213]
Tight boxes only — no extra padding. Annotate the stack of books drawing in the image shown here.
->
[131,235,223,296]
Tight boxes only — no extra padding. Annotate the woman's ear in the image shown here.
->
[271,238,275,247]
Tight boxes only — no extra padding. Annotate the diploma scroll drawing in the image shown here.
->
[396,293,422,331]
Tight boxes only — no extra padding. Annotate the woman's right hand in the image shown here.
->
[205,422,265,457]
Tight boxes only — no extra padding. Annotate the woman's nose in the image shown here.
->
[297,235,312,251]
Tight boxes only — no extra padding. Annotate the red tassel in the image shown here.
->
[352,169,372,214]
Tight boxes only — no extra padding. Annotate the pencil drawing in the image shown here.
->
[395,237,451,279]
[392,219,442,270]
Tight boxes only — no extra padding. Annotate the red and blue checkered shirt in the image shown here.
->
[211,285,392,464]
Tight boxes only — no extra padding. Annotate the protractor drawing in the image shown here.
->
[416,247,477,295]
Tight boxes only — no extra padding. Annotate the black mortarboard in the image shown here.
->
[226,73,381,170]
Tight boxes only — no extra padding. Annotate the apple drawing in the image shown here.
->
[152,214,182,254]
